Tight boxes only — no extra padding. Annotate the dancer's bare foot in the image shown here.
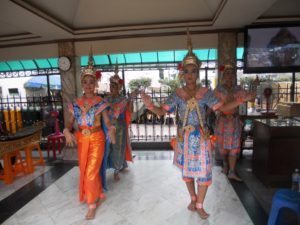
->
[187,195,197,211]
[119,167,129,173]
[85,197,105,220]
[228,172,243,182]
[195,203,209,219]
[85,204,97,220]
[222,166,228,175]
[114,171,120,181]
[197,208,209,219]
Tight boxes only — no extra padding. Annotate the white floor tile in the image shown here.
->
[2,155,253,225]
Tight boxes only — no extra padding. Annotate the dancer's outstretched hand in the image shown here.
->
[129,89,139,98]
[244,91,256,102]
[63,129,77,147]
[140,90,153,108]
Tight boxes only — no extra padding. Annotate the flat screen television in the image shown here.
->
[244,24,300,73]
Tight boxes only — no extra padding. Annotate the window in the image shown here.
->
[8,88,19,96]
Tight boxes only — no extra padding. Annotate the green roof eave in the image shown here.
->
[0,48,244,73]
[81,48,225,67]
[0,58,58,72]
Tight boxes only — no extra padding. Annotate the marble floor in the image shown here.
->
[0,166,52,201]
[0,151,268,225]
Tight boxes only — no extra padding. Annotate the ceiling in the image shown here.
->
[0,0,300,48]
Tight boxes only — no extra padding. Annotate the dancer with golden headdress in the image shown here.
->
[63,49,116,220]
[214,65,258,181]
[102,64,136,183]
[141,29,256,219]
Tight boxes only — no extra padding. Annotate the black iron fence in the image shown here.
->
[1,85,300,143]
[129,88,176,142]
[0,90,177,142]
[0,95,64,139]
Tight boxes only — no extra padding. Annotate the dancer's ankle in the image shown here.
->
[187,195,197,211]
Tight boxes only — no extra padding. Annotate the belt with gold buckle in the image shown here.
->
[81,129,92,136]
[80,127,101,136]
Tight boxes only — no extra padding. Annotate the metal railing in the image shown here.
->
[128,89,177,142]
[0,95,63,138]
[1,85,299,142]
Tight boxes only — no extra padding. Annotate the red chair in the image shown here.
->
[46,111,65,160]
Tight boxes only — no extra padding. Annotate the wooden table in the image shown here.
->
[0,124,43,184]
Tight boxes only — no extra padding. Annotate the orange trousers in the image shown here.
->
[76,130,105,204]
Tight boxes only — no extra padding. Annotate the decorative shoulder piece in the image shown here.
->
[182,28,201,69]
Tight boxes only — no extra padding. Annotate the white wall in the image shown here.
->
[0,77,31,97]
[0,44,58,61]
[76,34,218,56]
[0,32,245,61]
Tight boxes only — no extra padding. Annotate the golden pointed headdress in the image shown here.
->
[109,59,123,87]
[182,28,201,69]
[219,64,234,73]
[81,46,96,79]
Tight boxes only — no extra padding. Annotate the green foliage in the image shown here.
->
[276,76,291,82]
[158,77,181,91]
[200,79,211,87]
[128,77,152,91]
[239,77,255,84]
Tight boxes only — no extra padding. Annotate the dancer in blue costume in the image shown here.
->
[141,30,256,219]
[100,65,137,190]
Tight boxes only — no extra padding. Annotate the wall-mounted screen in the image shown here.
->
[244,24,300,73]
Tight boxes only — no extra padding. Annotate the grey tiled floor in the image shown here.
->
[1,151,254,225]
